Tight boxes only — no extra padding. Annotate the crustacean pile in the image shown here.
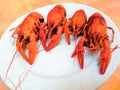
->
[8,4,117,75]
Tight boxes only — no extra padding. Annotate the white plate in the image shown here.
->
[0,3,120,90]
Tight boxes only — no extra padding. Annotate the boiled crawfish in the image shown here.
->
[12,12,44,64]
[72,12,116,74]
[39,4,66,51]
[64,9,87,45]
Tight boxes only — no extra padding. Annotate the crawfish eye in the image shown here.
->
[26,38,30,43]
[52,28,57,35]
[60,23,63,26]
[39,18,44,23]
[64,12,66,17]
[20,35,24,42]
[69,26,73,32]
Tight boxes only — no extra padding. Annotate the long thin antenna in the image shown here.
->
[5,50,17,81]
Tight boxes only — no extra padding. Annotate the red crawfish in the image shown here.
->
[39,4,66,51]
[72,12,117,74]
[12,12,44,64]
[64,9,87,45]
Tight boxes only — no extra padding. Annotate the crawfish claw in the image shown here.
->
[46,26,63,51]
[27,40,38,64]
[99,49,111,74]
[16,32,38,65]
[39,23,48,51]
[72,46,84,69]
[71,37,85,69]
[16,39,28,62]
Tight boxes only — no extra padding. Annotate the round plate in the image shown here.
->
[0,3,120,90]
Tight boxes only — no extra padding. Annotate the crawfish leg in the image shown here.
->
[46,26,63,51]
[10,25,21,38]
[39,23,48,51]
[107,26,114,42]
[64,20,72,45]
[71,37,85,69]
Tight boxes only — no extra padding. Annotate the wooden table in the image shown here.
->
[0,0,120,90]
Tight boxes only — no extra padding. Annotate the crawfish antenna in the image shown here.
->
[107,26,114,42]
[5,50,17,81]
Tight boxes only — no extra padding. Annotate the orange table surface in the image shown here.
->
[0,0,120,90]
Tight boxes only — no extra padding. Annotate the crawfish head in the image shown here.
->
[53,4,66,17]
[15,12,44,64]
[87,13,108,48]
[71,10,87,37]
[64,9,87,45]
[47,4,66,31]
[46,4,66,46]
